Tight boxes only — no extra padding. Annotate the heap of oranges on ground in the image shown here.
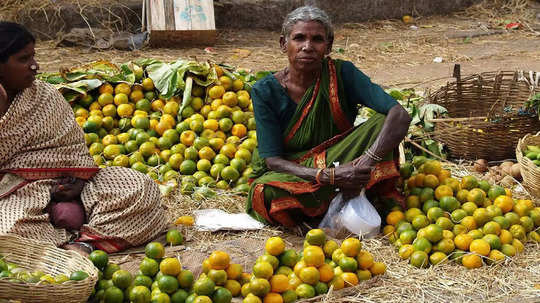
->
[87,228,386,303]
[73,65,257,194]
[384,157,540,269]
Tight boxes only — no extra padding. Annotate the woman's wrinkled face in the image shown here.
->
[281,21,332,72]
[0,42,39,93]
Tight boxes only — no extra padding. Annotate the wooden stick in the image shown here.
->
[141,0,145,32]
[428,116,486,122]
[404,137,452,164]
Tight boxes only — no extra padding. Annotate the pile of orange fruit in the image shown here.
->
[290,229,386,300]
[72,64,257,194]
[86,228,387,303]
[236,229,386,303]
[385,158,540,269]
[194,250,247,303]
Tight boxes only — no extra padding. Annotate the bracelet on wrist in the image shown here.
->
[365,149,383,162]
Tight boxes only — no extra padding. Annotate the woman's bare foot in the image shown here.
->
[62,242,92,257]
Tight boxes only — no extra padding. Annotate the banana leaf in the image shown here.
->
[180,76,193,117]
[145,60,218,99]
[36,72,67,84]
[61,61,119,82]
[176,60,217,89]
[135,58,162,68]
[59,60,136,84]
[144,60,183,99]
[56,79,103,102]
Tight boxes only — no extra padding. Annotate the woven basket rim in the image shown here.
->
[0,233,98,302]
[516,132,540,198]
[428,69,540,117]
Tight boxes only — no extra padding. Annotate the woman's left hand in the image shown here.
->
[50,177,85,202]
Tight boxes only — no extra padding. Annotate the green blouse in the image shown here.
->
[251,60,398,158]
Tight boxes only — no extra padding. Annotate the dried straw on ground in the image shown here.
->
[0,0,141,36]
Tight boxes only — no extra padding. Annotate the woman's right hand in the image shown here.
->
[331,162,373,189]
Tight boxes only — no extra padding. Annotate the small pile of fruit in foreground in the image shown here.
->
[73,63,257,195]
[237,229,386,303]
[385,158,540,269]
[88,241,196,303]
[0,254,88,284]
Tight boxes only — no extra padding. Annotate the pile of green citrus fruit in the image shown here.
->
[88,241,196,303]
[0,254,88,284]
[385,158,540,269]
[73,64,257,195]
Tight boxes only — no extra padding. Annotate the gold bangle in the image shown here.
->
[315,168,324,185]
[330,168,335,185]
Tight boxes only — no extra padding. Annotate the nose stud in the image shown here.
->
[30,64,37,71]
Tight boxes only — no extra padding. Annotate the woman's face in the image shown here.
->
[281,20,331,73]
[0,42,39,93]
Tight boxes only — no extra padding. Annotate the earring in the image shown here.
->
[30,64,37,71]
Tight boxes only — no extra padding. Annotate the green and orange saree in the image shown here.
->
[247,58,403,227]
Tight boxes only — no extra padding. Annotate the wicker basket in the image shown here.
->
[516,132,540,198]
[428,66,540,161]
[0,234,98,303]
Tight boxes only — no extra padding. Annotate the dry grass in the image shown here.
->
[464,0,537,22]
[0,0,141,37]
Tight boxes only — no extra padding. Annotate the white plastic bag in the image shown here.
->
[318,189,381,238]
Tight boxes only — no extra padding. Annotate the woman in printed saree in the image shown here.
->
[0,22,167,255]
[246,7,411,229]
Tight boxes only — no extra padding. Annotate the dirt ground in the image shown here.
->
[36,13,540,92]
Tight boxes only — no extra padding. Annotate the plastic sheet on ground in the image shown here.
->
[193,209,265,232]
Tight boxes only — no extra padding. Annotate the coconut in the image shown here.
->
[473,159,488,173]
[511,163,521,179]
[500,162,514,176]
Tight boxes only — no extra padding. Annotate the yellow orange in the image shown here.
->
[386,211,405,226]
[462,254,483,269]
[265,237,285,256]
[303,246,325,267]
[469,239,490,256]
[209,251,230,270]
[340,238,362,257]
[341,272,358,287]
[270,274,289,293]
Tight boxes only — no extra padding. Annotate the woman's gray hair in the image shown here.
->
[281,6,334,43]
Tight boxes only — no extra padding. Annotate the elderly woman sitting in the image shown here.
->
[246,6,411,229]
[0,22,167,255]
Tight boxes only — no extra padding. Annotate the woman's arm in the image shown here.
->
[357,104,411,164]
[265,156,373,189]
